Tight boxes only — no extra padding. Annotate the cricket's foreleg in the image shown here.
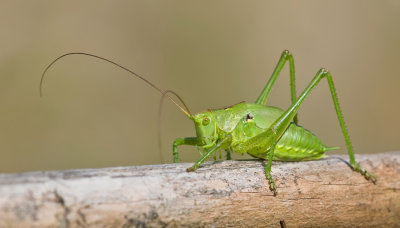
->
[325,73,377,183]
[187,135,232,172]
[255,50,298,124]
[173,137,198,163]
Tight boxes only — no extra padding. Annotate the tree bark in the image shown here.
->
[0,152,399,228]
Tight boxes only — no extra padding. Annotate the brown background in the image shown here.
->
[0,1,399,173]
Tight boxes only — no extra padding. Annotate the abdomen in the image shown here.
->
[274,123,334,161]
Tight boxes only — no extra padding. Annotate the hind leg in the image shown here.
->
[243,68,376,195]
[255,50,298,124]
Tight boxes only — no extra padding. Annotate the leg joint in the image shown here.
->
[283,49,290,55]
[320,67,329,74]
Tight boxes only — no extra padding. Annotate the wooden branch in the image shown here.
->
[0,152,399,227]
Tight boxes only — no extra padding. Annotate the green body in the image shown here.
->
[204,102,333,161]
[175,50,376,195]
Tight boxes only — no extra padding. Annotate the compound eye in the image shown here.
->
[202,117,210,126]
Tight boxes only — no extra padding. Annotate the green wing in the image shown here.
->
[251,105,284,129]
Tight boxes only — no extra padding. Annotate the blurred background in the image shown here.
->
[0,1,399,173]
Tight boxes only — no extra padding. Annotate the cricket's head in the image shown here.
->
[193,111,217,147]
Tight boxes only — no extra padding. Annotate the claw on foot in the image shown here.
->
[186,167,195,172]
[351,163,377,184]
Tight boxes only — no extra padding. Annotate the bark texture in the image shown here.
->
[0,152,399,228]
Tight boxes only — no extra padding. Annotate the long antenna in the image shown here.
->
[39,52,193,118]
[157,90,191,163]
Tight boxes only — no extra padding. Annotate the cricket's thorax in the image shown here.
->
[197,102,335,161]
